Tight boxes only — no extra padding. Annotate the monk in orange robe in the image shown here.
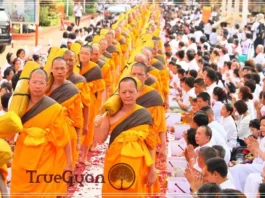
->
[94,77,157,197]
[46,57,83,172]
[79,45,106,165]
[114,26,128,70]
[131,63,167,196]
[64,51,90,148]
[134,53,163,96]
[91,44,112,97]
[11,69,72,197]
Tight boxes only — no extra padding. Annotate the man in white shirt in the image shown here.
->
[176,77,196,111]
[186,49,199,71]
[203,158,236,190]
[254,45,265,66]
[73,2,83,27]
[186,37,197,54]
[204,20,212,40]
[194,26,204,43]
[204,68,219,96]
[176,50,189,71]
[209,28,218,46]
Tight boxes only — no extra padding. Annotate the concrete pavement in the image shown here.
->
[0,13,102,70]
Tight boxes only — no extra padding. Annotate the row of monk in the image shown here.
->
[1,3,170,198]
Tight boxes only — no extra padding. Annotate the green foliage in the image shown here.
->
[85,7,97,14]
[40,6,50,26]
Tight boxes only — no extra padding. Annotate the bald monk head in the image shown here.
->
[29,68,48,99]
[105,32,114,46]
[51,57,68,82]
[141,48,153,65]
[130,62,148,90]
[99,39,108,52]
[91,44,101,63]
[118,77,138,106]
[79,45,93,64]
[114,27,121,38]
[134,54,149,66]
[63,50,76,74]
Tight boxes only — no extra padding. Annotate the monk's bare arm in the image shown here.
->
[100,90,107,105]
[82,105,89,135]
[94,115,110,143]
[64,141,73,168]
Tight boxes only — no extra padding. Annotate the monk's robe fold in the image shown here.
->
[151,59,169,97]
[145,75,163,97]
[116,35,128,71]
[106,44,122,87]
[136,86,167,195]
[67,72,91,107]
[146,66,163,97]
[47,80,82,171]
[102,105,153,197]
[94,59,112,96]
[11,96,70,198]
[80,62,105,147]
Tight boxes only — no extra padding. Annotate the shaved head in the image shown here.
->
[29,68,48,82]
[64,50,76,56]
[134,54,148,65]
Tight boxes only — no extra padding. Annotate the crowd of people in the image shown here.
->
[1,1,265,198]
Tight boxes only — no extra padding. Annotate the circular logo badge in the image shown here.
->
[108,163,136,190]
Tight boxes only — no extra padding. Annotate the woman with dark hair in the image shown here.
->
[234,100,251,145]
[16,48,26,68]
[217,188,246,198]
[212,87,227,123]
[221,104,237,150]
[232,86,256,119]
[1,52,15,76]
[11,58,22,74]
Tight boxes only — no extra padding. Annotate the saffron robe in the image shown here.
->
[47,80,83,169]
[11,97,69,198]
[102,105,154,198]
[80,61,105,147]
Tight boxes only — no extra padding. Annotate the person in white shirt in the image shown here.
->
[16,49,26,70]
[218,47,230,69]
[204,68,219,96]
[203,158,236,190]
[234,100,252,143]
[1,53,15,77]
[204,20,212,40]
[254,45,265,66]
[231,118,265,193]
[241,32,253,56]
[232,39,242,57]
[74,2,83,27]
[209,28,218,46]
[194,26,204,43]
[176,77,196,111]
[186,49,199,71]
[186,37,197,54]
[176,50,189,71]
[220,104,238,151]
[202,105,227,140]
[0,67,14,86]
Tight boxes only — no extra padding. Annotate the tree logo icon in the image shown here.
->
[108,163,136,190]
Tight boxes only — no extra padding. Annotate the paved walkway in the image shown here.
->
[0,14,102,69]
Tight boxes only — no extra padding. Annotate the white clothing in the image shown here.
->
[209,127,230,164]
[230,163,263,192]
[221,116,237,151]
[186,43,197,54]
[218,54,230,69]
[251,21,260,41]
[194,142,213,172]
[209,32,218,45]
[182,88,196,107]
[244,173,262,198]
[241,39,253,55]
[187,59,199,71]
[212,101,223,123]
[1,62,11,76]
[247,100,256,119]
[204,23,212,35]
[0,110,6,116]
[169,39,179,55]
[254,84,262,102]
[194,30,204,43]
[220,179,236,190]
[261,105,265,117]
[236,114,252,140]
[74,5,83,17]
[209,120,227,141]
[178,60,189,71]
[206,82,218,96]
[254,53,265,66]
